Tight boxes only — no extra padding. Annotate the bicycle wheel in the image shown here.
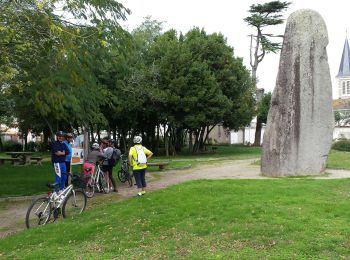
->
[62,190,87,219]
[126,172,133,187]
[99,173,110,193]
[117,170,127,183]
[25,197,51,229]
[84,176,95,198]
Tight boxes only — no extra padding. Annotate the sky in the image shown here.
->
[119,0,349,99]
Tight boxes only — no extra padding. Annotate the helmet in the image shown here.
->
[133,136,142,144]
[65,133,73,138]
[56,131,65,137]
[91,143,99,150]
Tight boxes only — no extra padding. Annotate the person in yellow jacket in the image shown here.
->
[128,136,153,196]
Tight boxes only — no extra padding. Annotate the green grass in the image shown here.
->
[1,179,350,258]
[327,150,350,169]
[0,162,84,197]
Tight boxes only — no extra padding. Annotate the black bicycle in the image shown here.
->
[117,154,133,187]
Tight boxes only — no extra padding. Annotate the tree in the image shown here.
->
[0,0,130,139]
[257,92,272,124]
[244,0,290,146]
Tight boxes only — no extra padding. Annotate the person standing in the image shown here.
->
[101,138,119,192]
[52,131,69,191]
[84,142,106,174]
[64,133,73,186]
[128,136,153,197]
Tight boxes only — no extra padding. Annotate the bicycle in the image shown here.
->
[84,162,110,198]
[117,154,133,187]
[25,181,87,229]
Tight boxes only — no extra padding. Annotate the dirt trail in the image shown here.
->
[1,159,350,238]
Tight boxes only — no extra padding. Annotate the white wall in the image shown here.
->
[230,125,265,145]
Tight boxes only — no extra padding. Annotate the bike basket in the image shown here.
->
[71,172,85,188]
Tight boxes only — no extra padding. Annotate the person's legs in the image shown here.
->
[65,161,71,186]
[53,163,61,192]
[133,170,143,195]
[109,167,117,192]
[59,162,67,190]
[140,169,146,194]
[53,162,67,191]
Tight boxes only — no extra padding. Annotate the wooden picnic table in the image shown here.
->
[148,162,169,170]
[5,152,34,165]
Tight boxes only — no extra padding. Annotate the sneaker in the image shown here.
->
[135,192,143,197]
[141,191,146,195]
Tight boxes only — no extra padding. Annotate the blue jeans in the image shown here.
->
[53,162,67,191]
[133,168,146,189]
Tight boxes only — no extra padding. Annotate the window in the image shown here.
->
[347,81,350,94]
[343,81,346,94]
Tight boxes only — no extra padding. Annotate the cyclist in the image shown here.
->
[101,138,119,192]
[64,133,73,186]
[128,136,153,196]
[51,131,70,191]
[83,142,106,175]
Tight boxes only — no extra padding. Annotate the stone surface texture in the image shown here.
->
[261,9,334,177]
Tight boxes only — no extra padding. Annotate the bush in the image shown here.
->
[332,139,350,152]
[2,140,23,152]
[27,141,37,152]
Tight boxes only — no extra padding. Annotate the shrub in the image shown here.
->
[2,140,23,152]
[27,141,37,152]
[332,139,350,152]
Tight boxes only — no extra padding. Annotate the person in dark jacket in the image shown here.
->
[51,131,69,191]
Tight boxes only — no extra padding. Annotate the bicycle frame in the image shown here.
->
[89,164,104,192]
[121,155,129,171]
[50,184,74,208]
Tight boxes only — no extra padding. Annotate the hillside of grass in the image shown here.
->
[1,179,350,258]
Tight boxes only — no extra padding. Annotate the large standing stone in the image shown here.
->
[261,9,334,177]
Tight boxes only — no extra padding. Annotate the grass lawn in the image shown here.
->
[1,179,350,258]
[0,145,261,197]
[327,150,350,169]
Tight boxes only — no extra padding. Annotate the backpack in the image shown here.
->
[108,148,121,167]
[135,145,147,166]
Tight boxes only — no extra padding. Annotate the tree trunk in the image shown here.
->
[253,118,262,146]
[164,125,169,157]
[83,130,89,163]
[23,131,28,151]
[188,131,193,153]
[97,125,101,142]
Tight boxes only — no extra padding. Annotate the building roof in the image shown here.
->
[337,38,350,77]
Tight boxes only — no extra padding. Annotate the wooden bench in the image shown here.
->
[30,157,43,165]
[0,157,22,165]
[148,162,169,170]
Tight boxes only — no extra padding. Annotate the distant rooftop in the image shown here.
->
[337,38,350,77]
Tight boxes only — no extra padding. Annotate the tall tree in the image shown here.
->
[244,1,290,146]
[0,0,130,137]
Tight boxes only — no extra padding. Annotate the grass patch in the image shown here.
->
[327,150,350,170]
[1,179,350,258]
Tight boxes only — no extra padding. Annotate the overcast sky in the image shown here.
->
[119,0,349,99]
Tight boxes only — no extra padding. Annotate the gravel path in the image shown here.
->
[1,159,350,238]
